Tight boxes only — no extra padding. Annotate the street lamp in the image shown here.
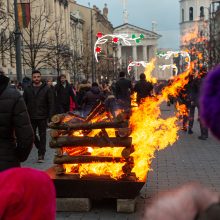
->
[14,0,22,82]
[88,2,94,82]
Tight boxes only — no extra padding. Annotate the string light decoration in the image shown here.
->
[157,51,191,75]
[159,64,179,76]
[94,33,145,62]
[127,61,150,75]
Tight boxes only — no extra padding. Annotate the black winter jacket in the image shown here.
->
[55,81,76,107]
[0,75,34,171]
[23,82,54,120]
[115,77,132,102]
[134,79,154,104]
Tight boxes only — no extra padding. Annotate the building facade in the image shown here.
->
[69,1,114,82]
[114,23,161,80]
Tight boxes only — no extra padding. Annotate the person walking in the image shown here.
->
[81,82,104,117]
[177,80,191,132]
[197,69,209,140]
[134,73,154,105]
[187,74,200,134]
[0,70,34,171]
[77,80,91,109]
[23,70,54,162]
[115,71,132,112]
[55,74,77,114]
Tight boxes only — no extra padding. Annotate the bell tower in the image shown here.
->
[179,0,212,47]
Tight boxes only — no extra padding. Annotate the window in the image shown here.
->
[189,7,193,21]
[200,6,204,18]
[182,8,184,22]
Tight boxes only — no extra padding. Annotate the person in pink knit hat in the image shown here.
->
[0,168,56,220]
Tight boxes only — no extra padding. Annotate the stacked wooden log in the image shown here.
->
[49,111,136,181]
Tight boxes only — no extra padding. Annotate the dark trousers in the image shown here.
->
[31,119,47,156]
[182,104,190,129]
[188,105,196,129]
[198,107,208,138]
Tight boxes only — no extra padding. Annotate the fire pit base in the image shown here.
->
[46,167,145,199]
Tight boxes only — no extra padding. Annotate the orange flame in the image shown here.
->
[60,56,203,182]
[176,103,188,118]
[144,59,157,84]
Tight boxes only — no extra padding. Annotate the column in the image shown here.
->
[143,45,148,61]
[117,45,122,66]
[150,45,157,60]
[132,46,138,80]
[132,45,137,61]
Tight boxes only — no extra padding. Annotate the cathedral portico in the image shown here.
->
[114,23,161,79]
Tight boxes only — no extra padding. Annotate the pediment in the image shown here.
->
[114,23,161,39]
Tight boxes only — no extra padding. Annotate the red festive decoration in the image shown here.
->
[96,32,103,38]
[96,46,102,53]
[112,37,119,43]
[128,67,132,70]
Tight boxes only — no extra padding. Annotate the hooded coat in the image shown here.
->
[0,75,34,171]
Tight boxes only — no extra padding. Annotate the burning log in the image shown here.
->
[63,147,90,156]
[116,128,132,138]
[50,136,132,148]
[121,172,137,181]
[51,114,66,124]
[122,163,134,174]
[121,148,132,159]
[51,113,85,124]
[55,148,63,156]
[54,155,125,164]
[85,102,106,122]
[121,145,135,159]
[55,165,65,175]
[48,121,128,131]
[50,130,68,138]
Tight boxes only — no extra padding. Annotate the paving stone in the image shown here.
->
[117,199,136,213]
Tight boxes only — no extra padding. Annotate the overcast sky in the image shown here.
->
[75,0,180,49]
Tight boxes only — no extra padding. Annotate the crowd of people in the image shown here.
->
[1,67,211,164]
[0,69,155,165]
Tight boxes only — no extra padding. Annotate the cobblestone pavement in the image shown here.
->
[22,106,220,220]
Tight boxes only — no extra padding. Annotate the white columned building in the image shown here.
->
[179,0,212,47]
[114,23,161,80]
